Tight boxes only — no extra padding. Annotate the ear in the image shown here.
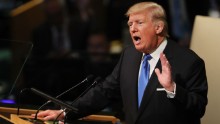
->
[155,21,164,34]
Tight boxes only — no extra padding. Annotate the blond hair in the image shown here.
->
[125,2,168,37]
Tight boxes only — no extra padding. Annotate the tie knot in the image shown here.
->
[143,54,152,61]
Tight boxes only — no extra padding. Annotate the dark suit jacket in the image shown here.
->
[68,40,208,124]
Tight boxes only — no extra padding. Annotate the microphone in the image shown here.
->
[55,77,102,124]
[33,75,94,120]
[55,75,94,99]
[30,88,78,112]
[70,76,102,105]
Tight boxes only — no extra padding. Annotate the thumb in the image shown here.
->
[155,68,161,77]
[43,115,54,121]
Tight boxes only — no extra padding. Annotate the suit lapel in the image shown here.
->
[129,50,143,119]
[135,40,174,121]
[136,59,161,117]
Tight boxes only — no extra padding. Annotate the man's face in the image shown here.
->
[128,11,161,53]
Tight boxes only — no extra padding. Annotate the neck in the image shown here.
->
[147,36,165,54]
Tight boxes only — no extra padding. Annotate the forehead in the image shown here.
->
[128,11,151,22]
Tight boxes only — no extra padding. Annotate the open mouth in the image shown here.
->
[134,36,141,42]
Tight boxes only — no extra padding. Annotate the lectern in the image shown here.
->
[0,107,120,124]
[0,114,14,124]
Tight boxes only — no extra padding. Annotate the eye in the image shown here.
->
[138,21,143,25]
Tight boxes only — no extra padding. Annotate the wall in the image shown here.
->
[190,15,220,124]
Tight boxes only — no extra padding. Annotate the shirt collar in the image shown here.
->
[142,39,168,60]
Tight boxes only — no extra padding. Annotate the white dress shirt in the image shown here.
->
[139,39,176,98]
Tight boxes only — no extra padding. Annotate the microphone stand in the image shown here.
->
[33,75,94,120]
[71,77,102,104]
[17,88,30,115]
[53,108,66,124]
[59,77,102,123]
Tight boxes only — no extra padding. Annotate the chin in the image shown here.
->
[134,45,144,52]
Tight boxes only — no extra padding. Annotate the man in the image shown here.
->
[34,2,208,124]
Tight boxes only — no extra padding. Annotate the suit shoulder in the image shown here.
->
[167,40,203,61]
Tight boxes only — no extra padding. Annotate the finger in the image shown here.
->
[160,53,169,66]
[43,115,55,121]
[37,110,50,117]
[160,53,167,66]
[163,59,171,73]
[165,60,171,71]
[160,53,171,71]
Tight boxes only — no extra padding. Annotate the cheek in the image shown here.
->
[141,27,151,37]
[141,32,150,42]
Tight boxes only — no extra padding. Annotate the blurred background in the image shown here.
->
[0,0,219,120]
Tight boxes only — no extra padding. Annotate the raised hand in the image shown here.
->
[155,53,175,92]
